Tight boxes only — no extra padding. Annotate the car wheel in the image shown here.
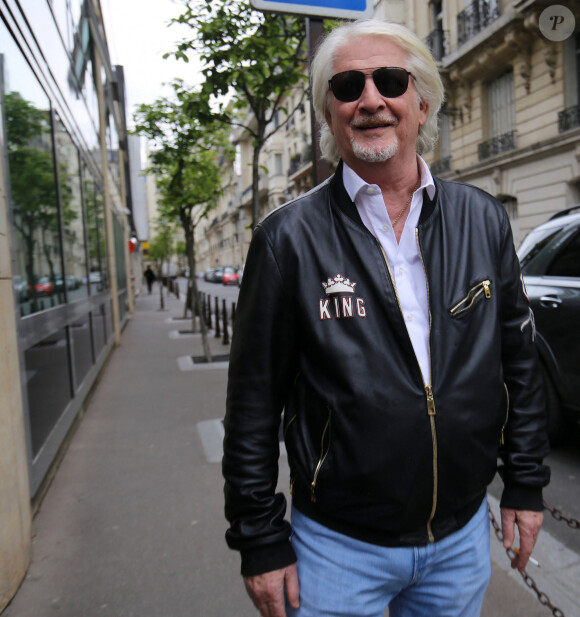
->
[542,367,568,445]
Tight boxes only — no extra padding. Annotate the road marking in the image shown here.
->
[177,356,229,371]
[197,418,286,463]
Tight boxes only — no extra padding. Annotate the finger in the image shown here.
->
[285,564,300,609]
[500,508,516,549]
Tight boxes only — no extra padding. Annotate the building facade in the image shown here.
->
[199,0,580,270]
[0,0,134,608]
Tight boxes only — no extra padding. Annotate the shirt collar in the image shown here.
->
[343,155,436,204]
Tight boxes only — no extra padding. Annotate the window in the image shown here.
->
[55,114,88,300]
[1,28,64,316]
[479,70,516,160]
[275,153,283,176]
[547,231,580,277]
[489,70,515,138]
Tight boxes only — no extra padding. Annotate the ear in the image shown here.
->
[324,105,335,135]
[418,99,429,127]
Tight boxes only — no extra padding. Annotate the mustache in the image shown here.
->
[351,114,398,129]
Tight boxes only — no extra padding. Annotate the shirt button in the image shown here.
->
[382,224,390,232]
[366,186,377,195]
[406,313,414,322]
[398,267,404,275]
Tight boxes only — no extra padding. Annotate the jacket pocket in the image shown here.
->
[449,279,492,317]
[310,407,332,503]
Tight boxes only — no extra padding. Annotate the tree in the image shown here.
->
[169,0,308,229]
[133,81,233,361]
[148,223,174,311]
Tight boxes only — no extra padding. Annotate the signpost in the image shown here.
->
[250,0,373,19]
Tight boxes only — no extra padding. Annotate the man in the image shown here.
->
[223,19,550,617]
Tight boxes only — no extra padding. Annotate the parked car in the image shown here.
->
[13,275,29,302]
[34,276,54,296]
[222,266,239,286]
[206,266,224,283]
[517,207,580,443]
[89,271,103,291]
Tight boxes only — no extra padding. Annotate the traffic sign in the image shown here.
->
[250,0,373,20]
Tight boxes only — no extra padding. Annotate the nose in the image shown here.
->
[358,75,386,112]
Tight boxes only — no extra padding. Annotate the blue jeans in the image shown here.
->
[286,497,491,617]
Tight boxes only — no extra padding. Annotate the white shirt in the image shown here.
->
[343,157,436,385]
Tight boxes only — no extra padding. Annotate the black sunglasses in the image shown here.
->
[328,67,415,103]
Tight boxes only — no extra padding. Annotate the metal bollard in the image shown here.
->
[222,299,230,345]
[214,296,221,338]
[207,294,213,330]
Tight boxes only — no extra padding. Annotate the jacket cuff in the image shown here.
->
[240,541,297,577]
[500,484,544,512]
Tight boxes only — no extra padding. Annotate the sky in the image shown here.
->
[101,0,203,127]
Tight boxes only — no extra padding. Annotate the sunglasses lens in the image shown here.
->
[330,71,365,102]
[329,68,411,102]
[374,68,409,98]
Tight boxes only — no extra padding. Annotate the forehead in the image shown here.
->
[333,36,408,73]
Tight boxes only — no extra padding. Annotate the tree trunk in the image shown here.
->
[182,211,212,363]
[251,143,262,230]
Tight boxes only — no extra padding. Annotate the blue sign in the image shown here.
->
[250,0,373,19]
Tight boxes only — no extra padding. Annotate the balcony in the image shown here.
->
[424,28,447,62]
[558,105,580,133]
[288,145,313,177]
[457,1,501,47]
[478,130,516,161]
[430,156,452,175]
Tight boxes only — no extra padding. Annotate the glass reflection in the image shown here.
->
[24,328,72,457]
[55,115,89,300]
[70,315,93,389]
[1,32,64,315]
[92,304,106,357]
[82,164,107,293]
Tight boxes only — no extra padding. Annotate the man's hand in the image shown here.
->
[244,564,300,617]
[501,508,543,572]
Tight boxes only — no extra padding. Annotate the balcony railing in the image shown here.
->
[457,1,501,46]
[430,156,452,175]
[424,28,447,62]
[558,105,580,132]
[288,145,313,177]
[478,130,516,161]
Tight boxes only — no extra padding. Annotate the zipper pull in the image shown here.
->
[483,280,491,299]
[425,385,436,416]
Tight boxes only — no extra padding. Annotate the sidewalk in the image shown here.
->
[2,288,551,617]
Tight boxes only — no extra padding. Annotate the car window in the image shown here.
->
[518,228,562,271]
[546,230,580,277]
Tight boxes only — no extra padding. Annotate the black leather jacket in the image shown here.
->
[223,163,550,576]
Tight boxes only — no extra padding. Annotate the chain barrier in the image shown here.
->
[544,501,580,530]
[487,503,565,617]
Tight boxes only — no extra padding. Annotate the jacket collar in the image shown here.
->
[329,159,439,228]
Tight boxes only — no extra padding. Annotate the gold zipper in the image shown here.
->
[310,408,331,503]
[500,383,509,445]
[425,385,438,542]
[449,280,492,316]
[416,229,438,543]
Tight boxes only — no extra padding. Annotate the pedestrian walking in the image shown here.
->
[223,19,550,617]
[144,265,155,294]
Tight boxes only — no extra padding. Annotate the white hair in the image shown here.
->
[310,19,445,162]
